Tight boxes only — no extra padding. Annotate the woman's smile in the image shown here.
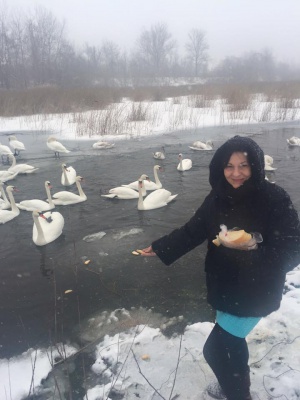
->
[224,152,252,188]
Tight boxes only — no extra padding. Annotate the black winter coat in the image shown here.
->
[152,136,300,317]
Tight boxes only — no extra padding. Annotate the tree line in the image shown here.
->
[0,6,299,90]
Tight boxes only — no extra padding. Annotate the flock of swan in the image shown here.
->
[0,133,298,245]
[0,135,89,246]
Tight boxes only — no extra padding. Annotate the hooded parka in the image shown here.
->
[152,136,300,317]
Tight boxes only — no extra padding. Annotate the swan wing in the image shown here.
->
[17,199,53,211]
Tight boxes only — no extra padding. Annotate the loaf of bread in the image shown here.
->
[213,229,252,247]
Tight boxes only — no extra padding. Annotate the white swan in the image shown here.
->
[153,147,165,160]
[177,153,192,171]
[0,142,13,164]
[189,140,213,151]
[122,165,163,191]
[0,169,18,182]
[264,155,277,171]
[61,163,76,186]
[92,141,115,149]
[102,175,149,199]
[0,185,20,224]
[287,136,300,146]
[32,210,64,246]
[50,176,87,205]
[8,154,38,174]
[16,181,55,211]
[8,135,26,155]
[0,181,10,210]
[137,179,178,211]
[47,136,70,158]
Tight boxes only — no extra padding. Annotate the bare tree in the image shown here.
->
[136,23,176,77]
[185,29,208,77]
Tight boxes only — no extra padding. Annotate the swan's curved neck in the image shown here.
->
[179,158,183,170]
[63,169,69,185]
[0,186,9,203]
[76,180,85,198]
[34,215,46,243]
[45,185,54,207]
[10,155,16,167]
[138,183,144,210]
[7,189,18,212]
[153,168,161,185]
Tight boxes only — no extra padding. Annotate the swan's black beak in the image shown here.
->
[39,212,53,223]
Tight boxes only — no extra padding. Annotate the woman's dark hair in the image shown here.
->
[209,136,265,188]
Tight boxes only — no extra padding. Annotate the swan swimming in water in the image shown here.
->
[189,140,213,151]
[101,175,149,199]
[50,176,87,205]
[16,181,55,211]
[8,135,26,156]
[137,177,178,211]
[264,155,277,171]
[32,210,64,246]
[47,137,70,158]
[122,165,163,191]
[8,154,39,174]
[0,169,18,182]
[61,163,76,186]
[287,136,300,146]
[177,153,192,171]
[153,146,165,160]
[92,141,115,149]
[0,185,20,224]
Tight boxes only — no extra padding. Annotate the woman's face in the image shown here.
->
[224,152,252,188]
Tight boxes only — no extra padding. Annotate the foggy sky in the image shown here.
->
[4,0,300,65]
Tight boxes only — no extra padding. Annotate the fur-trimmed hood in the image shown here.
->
[209,135,265,189]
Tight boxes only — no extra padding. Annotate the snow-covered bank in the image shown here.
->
[0,267,299,399]
[0,96,299,142]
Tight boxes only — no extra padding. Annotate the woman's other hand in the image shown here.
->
[218,236,259,251]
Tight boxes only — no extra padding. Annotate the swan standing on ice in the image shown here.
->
[92,141,115,149]
[8,154,39,174]
[122,165,163,191]
[61,163,76,186]
[8,135,26,156]
[287,136,300,146]
[137,178,178,211]
[32,210,64,246]
[153,147,165,160]
[177,153,192,171]
[189,140,213,151]
[0,142,13,164]
[0,181,10,210]
[264,155,277,171]
[47,137,70,158]
[0,185,20,224]
[50,176,87,205]
[101,175,149,199]
[16,181,55,211]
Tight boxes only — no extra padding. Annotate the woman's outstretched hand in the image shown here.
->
[139,245,157,256]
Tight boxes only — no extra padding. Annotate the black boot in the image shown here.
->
[223,370,251,400]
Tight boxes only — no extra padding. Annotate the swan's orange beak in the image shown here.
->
[39,213,47,220]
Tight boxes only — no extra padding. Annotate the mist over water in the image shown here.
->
[0,122,300,358]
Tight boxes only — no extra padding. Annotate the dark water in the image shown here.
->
[1,122,300,358]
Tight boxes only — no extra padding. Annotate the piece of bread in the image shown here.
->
[212,229,252,246]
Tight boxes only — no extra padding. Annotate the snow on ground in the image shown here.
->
[0,96,300,399]
[0,267,299,399]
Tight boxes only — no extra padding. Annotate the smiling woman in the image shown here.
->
[223,152,251,189]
